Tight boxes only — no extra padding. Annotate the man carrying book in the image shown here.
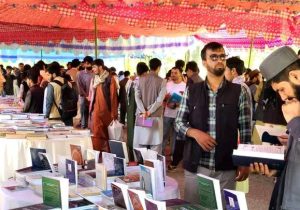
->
[175,42,252,205]
[162,67,186,158]
[253,46,300,210]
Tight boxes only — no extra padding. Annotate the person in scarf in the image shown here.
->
[89,59,118,152]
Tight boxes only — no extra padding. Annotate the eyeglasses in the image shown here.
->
[209,54,227,62]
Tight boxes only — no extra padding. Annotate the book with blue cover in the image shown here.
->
[224,189,248,210]
[168,92,182,104]
[66,159,78,186]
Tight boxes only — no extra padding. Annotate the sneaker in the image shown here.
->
[168,164,177,172]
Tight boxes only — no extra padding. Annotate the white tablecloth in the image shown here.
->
[0,137,92,182]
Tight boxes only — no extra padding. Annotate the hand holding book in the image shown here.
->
[250,162,278,177]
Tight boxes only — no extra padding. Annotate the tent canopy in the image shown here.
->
[0,0,299,45]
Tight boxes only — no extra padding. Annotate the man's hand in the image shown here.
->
[187,128,217,151]
[282,99,300,123]
[250,162,277,177]
[277,135,288,146]
[235,166,250,181]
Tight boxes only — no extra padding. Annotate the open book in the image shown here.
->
[232,144,285,170]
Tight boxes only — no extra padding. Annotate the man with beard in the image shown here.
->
[252,46,300,210]
[175,42,252,205]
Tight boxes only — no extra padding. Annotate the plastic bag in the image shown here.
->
[108,120,124,140]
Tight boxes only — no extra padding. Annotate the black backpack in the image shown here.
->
[52,79,78,120]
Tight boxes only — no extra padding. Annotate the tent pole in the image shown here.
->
[247,38,254,68]
[94,17,98,59]
[41,49,43,60]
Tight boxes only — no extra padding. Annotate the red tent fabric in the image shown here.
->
[0,0,299,44]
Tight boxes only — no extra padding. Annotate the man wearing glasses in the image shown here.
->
[175,42,252,205]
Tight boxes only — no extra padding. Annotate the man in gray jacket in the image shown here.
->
[256,46,300,210]
[133,58,166,154]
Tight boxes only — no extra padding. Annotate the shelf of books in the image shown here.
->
[0,112,92,183]
[0,145,184,210]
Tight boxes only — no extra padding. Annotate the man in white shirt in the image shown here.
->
[162,67,186,156]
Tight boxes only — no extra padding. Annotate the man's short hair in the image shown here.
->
[71,59,80,68]
[136,62,149,76]
[175,60,185,70]
[149,58,162,71]
[226,56,245,76]
[298,49,300,56]
[28,67,40,84]
[47,61,61,76]
[124,71,130,77]
[185,61,199,73]
[201,42,224,61]
[93,59,104,67]
[34,60,46,71]
[83,56,93,64]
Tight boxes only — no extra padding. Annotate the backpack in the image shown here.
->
[52,79,78,120]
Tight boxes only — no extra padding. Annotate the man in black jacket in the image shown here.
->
[175,42,252,205]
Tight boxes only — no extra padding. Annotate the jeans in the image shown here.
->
[162,117,176,156]
[79,96,89,128]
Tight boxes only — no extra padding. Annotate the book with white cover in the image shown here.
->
[85,149,100,170]
[42,176,69,210]
[140,164,157,199]
[134,147,158,163]
[232,144,285,170]
[197,173,223,210]
[95,163,108,190]
[224,189,248,210]
[144,159,164,192]
[39,152,56,173]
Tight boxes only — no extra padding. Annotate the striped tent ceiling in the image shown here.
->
[0,0,299,45]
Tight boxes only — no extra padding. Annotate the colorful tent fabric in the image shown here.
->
[0,0,299,45]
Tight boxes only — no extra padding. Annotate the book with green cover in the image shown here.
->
[197,173,223,210]
[42,176,69,209]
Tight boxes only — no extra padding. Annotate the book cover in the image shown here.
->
[102,152,116,172]
[42,176,69,209]
[109,140,129,163]
[134,148,144,164]
[112,156,126,177]
[157,154,166,186]
[111,182,129,209]
[145,197,166,210]
[224,189,248,210]
[85,149,100,170]
[38,152,56,173]
[70,144,84,165]
[165,199,189,207]
[232,144,285,170]
[135,116,154,128]
[144,159,164,192]
[30,148,49,171]
[66,159,78,186]
[140,164,156,199]
[128,189,146,210]
[168,92,182,104]
[197,173,223,210]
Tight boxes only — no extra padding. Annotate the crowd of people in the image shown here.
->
[1,42,300,209]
